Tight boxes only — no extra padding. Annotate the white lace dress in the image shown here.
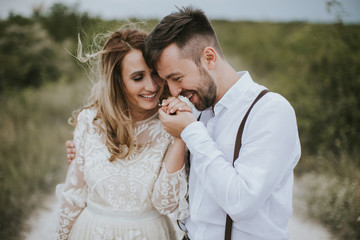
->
[55,108,188,240]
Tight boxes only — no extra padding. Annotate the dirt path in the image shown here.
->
[23,194,60,240]
[288,177,333,240]
[23,179,333,240]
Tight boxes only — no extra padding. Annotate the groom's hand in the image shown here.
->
[159,108,196,138]
[66,140,76,165]
[159,97,195,137]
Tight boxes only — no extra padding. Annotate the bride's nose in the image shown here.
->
[144,75,158,91]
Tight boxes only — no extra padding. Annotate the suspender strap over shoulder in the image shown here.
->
[224,89,269,240]
[232,89,269,166]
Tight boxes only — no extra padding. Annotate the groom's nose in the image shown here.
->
[167,81,182,97]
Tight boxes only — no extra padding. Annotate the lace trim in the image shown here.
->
[152,164,189,220]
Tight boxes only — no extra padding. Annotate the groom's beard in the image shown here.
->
[193,66,217,111]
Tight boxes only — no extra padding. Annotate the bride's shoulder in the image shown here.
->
[76,107,98,124]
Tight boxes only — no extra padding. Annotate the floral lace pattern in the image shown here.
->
[56,108,188,240]
[93,227,144,240]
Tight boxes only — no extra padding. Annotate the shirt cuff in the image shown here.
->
[181,121,210,153]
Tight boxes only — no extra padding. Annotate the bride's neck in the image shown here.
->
[130,107,158,123]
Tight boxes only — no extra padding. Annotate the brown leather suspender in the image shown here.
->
[224,89,269,240]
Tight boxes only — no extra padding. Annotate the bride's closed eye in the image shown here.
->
[133,74,144,81]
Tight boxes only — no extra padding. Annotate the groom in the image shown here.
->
[67,6,301,239]
[144,6,301,240]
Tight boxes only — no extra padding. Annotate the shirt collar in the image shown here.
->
[213,71,253,115]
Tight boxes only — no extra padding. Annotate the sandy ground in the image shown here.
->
[23,179,333,240]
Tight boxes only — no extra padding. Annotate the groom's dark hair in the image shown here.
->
[143,6,223,70]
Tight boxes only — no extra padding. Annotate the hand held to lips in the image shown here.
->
[161,97,192,115]
[158,103,196,138]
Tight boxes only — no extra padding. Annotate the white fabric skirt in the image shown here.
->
[69,206,177,240]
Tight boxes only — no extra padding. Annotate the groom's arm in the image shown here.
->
[66,140,76,165]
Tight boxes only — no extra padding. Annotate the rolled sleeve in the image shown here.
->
[181,121,210,152]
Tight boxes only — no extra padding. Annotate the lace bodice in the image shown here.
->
[56,108,188,240]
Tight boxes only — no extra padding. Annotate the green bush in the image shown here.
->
[0,3,102,94]
[0,22,60,92]
[36,3,96,42]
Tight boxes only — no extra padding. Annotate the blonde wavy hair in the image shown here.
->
[71,27,170,161]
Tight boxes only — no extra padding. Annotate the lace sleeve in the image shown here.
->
[55,110,89,240]
[152,163,189,221]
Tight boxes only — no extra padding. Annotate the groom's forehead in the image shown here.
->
[156,46,182,70]
[160,44,183,60]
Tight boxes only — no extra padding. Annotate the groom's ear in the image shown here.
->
[201,47,217,70]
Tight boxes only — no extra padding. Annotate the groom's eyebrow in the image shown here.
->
[165,72,180,80]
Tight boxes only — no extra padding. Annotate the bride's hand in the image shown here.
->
[161,97,192,115]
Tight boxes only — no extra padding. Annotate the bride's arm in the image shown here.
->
[159,96,191,173]
[151,97,191,220]
[163,137,186,173]
[151,137,189,220]
[56,110,89,240]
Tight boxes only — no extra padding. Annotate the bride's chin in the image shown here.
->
[142,102,159,110]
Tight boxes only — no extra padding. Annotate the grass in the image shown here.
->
[0,76,89,240]
[297,153,360,240]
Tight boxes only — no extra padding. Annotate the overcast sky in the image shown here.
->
[1,0,359,23]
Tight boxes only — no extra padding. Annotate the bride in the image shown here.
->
[56,28,190,240]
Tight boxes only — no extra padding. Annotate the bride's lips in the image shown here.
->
[139,91,159,101]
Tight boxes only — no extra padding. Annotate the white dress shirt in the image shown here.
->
[181,71,301,240]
